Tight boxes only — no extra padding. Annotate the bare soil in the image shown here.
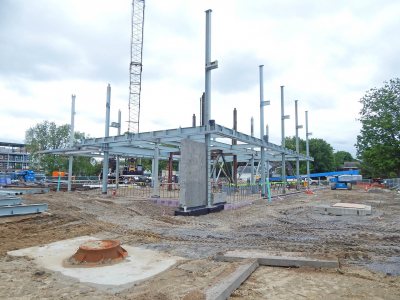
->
[1,187,400,299]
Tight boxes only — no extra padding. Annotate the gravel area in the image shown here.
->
[0,187,399,299]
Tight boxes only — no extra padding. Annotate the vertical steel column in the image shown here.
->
[204,9,218,207]
[233,108,238,186]
[259,65,270,197]
[102,84,111,194]
[200,93,205,126]
[250,117,255,185]
[67,94,75,192]
[168,152,173,191]
[115,109,121,189]
[280,86,289,194]
[192,114,196,127]
[152,142,160,197]
[305,111,312,189]
[295,100,303,190]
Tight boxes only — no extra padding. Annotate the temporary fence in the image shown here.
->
[384,178,400,190]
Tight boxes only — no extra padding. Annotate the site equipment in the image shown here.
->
[128,0,145,133]
[330,174,362,190]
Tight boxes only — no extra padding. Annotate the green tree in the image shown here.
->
[25,121,70,174]
[285,136,335,173]
[333,151,353,170]
[356,78,400,177]
[284,136,307,174]
[309,138,334,173]
[25,121,100,176]
[71,132,102,176]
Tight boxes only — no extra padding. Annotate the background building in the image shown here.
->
[0,142,30,172]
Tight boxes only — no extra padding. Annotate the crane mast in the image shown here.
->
[128,0,145,133]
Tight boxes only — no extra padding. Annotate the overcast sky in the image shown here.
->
[1,0,399,156]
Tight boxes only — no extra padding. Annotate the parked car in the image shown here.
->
[135,175,151,184]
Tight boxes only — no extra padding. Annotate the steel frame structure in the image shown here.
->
[42,122,313,165]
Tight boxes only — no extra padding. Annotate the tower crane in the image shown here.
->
[128,0,145,133]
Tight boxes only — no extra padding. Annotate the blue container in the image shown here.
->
[0,176,6,186]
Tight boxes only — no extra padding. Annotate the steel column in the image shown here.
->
[152,143,160,197]
[115,109,121,189]
[102,84,111,194]
[205,9,218,207]
[250,117,255,185]
[233,108,238,186]
[281,86,289,194]
[295,100,303,190]
[68,94,76,192]
[305,111,312,189]
[259,65,270,197]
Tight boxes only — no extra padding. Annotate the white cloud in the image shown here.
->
[1,0,400,158]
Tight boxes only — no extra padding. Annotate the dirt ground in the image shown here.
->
[1,187,400,299]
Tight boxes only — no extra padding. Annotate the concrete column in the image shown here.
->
[67,94,76,192]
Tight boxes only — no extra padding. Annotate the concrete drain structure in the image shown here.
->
[67,240,127,266]
[8,236,181,289]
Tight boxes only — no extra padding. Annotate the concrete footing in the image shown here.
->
[174,204,224,216]
[206,259,259,300]
[215,250,339,269]
[206,250,339,299]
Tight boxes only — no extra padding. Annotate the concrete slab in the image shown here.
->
[332,203,370,209]
[216,250,339,269]
[314,203,372,216]
[8,236,182,289]
[206,259,259,300]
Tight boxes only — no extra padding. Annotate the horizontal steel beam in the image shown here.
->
[0,197,22,206]
[0,203,48,217]
[39,123,314,163]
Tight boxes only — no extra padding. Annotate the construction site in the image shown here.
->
[1,1,400,300]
